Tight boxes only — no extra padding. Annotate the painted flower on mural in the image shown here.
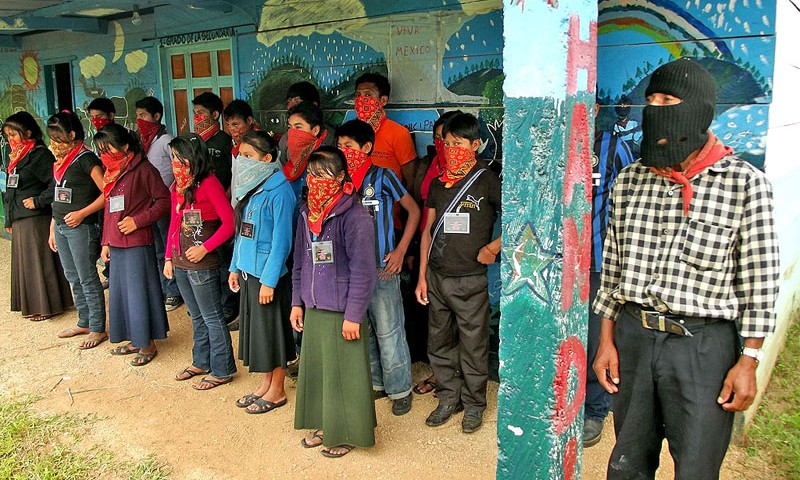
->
[19,51,41,91]
[125,50,148,74]
[80,54,106,79]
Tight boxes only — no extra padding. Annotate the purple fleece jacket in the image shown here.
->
[291,194,376,322]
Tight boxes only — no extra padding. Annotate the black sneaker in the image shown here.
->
[373,389,389,400]
[583,418,604,447]
[462,410,484,433]
[392,393,413,416]
[164,296,183,312]
[227,319,240,331]
[425,403,464,427]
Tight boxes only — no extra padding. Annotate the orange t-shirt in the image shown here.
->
[370,119,417,181]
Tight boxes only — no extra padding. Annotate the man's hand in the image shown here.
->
[100,246,110,263]
[415,279,429,306]
[117,216,138,234]
[477,245,498,265]
[593,318,620,394]
[717,356,758,411]
[382,248,406,275]
[22,197,35,209]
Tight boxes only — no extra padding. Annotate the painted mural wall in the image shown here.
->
[597,0,776,168]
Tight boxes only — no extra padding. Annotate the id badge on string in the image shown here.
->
[55,186,73,204]
[109,195,124,213]
[183,208,202,227]
[312,241,334,264]
[443,212,470,234]
[6,174,19,188]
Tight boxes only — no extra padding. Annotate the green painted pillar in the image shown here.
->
[497,0,597,478]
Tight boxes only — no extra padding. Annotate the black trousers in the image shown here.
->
[608,304,739,480]
[426,269,490,411]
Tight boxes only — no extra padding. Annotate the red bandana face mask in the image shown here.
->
[171,156,194,209]
[91,117,113,131]
[137,119,161,152]
[306,174,353,236]
[100,150,133,198]
[440,145,477,188]
[51,141,86,184]
[284,128,326,182]
[194,114,220,141]
[7,138,35,173]
[354,96,386,132]
[340,146,372,189]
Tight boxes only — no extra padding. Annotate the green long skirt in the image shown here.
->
[294,308,377,448]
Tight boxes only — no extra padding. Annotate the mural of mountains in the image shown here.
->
[447,67,503,100]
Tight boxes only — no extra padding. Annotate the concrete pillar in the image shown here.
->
[497,0,597,478]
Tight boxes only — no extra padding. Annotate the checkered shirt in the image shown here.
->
[592,154,780,338]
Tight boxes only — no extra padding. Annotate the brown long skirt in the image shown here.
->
[10,215,73,316]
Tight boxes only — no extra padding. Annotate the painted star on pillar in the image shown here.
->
[503,222,557,303]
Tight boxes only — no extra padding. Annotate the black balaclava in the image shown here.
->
[641,58,716,168]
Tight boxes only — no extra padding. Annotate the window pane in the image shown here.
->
[190,51,212,78]
[171,54,186,80]
[173,89,189,135]
[217,50,232,76]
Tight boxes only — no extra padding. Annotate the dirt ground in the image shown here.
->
[0,240,768,479]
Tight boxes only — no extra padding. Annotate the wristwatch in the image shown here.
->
[741,347,764,363]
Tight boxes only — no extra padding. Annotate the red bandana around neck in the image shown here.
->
[7,138,36,173]
[91,117,113,132]
[52,141,87,184]
[194,114,220,141]
[101,151,134,198]
[650,133,732,216]
[440,145,477,188]
[306,175,353,236]
[284,128,326,182]
[340,147,372,190]
[137,119,162,153]
[354,96,387,132]
[172,157,194,209]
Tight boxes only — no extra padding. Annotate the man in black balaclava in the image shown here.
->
[591,58,780,479]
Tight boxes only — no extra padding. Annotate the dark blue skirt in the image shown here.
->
[108,245,169,348]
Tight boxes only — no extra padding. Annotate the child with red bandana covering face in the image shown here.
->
[353,73,417,186]
[96,123,171,367]
[290,146,377,459]
[135,96,183,312]
[191,92,237,325]
[335,120,420,415]
[415,112,501,434]
[87,98,116,136]
[282,102,334,203]
[223,99,261,208]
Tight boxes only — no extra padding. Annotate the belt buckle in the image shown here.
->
[640,310,665,332]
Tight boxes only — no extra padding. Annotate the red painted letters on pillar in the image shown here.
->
[565,15,597,96]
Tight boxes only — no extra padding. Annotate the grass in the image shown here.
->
[0,397,170,480]
[746,317,800,478]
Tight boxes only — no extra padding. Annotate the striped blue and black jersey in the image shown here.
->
[592,130,634,272]
[359,164,407,269]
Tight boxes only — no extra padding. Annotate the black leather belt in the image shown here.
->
[624,303,721,337]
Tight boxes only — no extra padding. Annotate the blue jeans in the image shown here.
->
[152,216,180,298]
[174,267,236,378]
[54,222,105,332]
[367,273,412,399]
[586,271,611,420]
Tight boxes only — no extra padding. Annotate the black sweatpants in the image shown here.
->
[426,269,489,412]
[608,303,739,480]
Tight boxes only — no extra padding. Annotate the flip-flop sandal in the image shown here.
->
[235,393,262,408]
[175,367,207,381]
[78,334,108,350]
[413,377,437,395]
[301,430,324,448]
[245,398,287,414]
[192,376,233,391]
[58,327,90,338]
[129,351,157,367]
[321,445,354,458]
[29,314,54,322]
[110,344,140,356]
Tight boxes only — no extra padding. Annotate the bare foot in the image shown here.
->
[59,326,90,338]
[78,332,108,350]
